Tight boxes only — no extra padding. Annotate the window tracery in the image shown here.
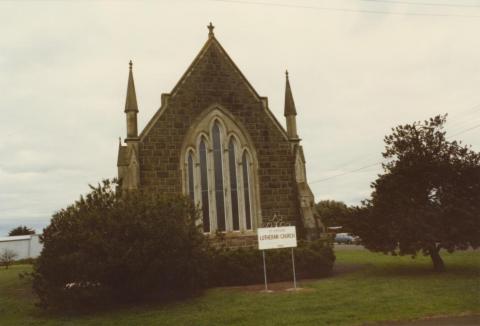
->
[182,109,258,233]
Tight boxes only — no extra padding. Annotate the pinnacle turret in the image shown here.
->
[284,70,299,140]
[284,70,297,117]
[124,60,139,139]
[125,60,138,113]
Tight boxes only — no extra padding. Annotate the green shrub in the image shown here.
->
[207,240,335,287]
[32,180,209,311]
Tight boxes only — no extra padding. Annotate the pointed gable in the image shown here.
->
[170,36,261,100]
[139,34,288,141]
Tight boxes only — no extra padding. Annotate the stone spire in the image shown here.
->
[284,70,299,140]
[284,70,297,117]
[125,60,138,113]
[125,60,139,140]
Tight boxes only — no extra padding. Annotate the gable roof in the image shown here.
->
[139,30,288,141]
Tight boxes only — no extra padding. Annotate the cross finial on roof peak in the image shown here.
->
[207,22,215,38]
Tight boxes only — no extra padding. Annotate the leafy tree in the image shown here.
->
[351,115,480,272]
[32,179,209,310]
[8,225,35,236]
[316,200,352,231]
[0,249,18,269]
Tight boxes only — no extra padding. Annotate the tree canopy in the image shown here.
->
[8,226,35,236]
[351,115,480,271]
[316,200,352,231]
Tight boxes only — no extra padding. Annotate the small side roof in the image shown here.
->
[0,235,36,242]
[117,145,129,166]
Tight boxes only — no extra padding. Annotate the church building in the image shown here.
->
[117,24,323,242]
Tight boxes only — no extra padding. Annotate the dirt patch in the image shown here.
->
[221,262,366,293]
[223,280,316,293]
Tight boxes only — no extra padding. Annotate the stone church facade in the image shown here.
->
[117,24,323,241]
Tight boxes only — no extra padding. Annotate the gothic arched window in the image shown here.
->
[228,138,240,231]
[212,122,226,231]
[181,109,258,233]
[199,138,210,233]
[242,150,252,230]
[187,151,195,203]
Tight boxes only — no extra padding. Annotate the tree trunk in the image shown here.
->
[429,246,445,272]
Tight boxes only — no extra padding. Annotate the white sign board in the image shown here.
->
[257,226,297,250]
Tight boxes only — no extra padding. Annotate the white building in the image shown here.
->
[0,234,43,259]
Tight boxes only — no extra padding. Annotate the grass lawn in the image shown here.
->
[0,248,478,326]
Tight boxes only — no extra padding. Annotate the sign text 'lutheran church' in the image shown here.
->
[257,226,297,250]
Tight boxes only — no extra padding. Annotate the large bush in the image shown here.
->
[33,180,335,311]
[207,240,335,287]
[33,180,209,310]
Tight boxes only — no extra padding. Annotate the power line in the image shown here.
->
[212,0,480,18]
[327,153,381,171]
[447,123,480,138]
[311,123,480,184]
[319,104,480,173]
[447,104,480,128]
[360,0,480,9]
[448,118,480,134]
[310,111,480,184]
[310,162,382,184]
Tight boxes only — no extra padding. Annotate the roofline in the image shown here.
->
[0,234,38,242]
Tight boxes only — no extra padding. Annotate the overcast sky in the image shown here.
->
[1,0,479,235]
